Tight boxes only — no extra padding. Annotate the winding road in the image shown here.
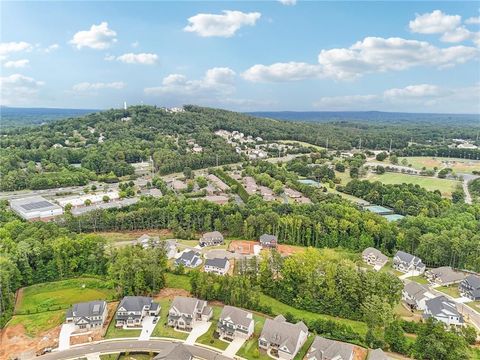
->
[37,339,232,360]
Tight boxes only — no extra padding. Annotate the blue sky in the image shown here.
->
[1,1,479,113]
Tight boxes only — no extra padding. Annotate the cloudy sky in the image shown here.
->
[1,1,479,113]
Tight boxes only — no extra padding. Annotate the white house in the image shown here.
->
[217,305,254,340]
[204,257,230,275]
[65,300,108,332]
[423,296,464,327]
[115,296,160,327]
[167,296,213,331]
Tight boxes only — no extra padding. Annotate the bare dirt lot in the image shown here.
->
[154,287,190,300]
[228,240,257,255]
[0,323,60,360]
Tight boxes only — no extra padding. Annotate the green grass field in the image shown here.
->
[237,314,270,360]
[466,301,480,313]
[165,273,192,291]
[436,285,461,298]
[366,172,459,197]
[151,299,188,340]
[406,276,429,285]
[104,318,142,339]
[258,294,368,336]
[196,306,229,350]
[8,310,65,337]
[398,157,480,174]
[16,277,115,315]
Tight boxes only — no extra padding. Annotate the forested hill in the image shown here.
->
[2,105,478,150]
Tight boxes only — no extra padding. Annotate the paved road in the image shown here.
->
[37,339,231,360]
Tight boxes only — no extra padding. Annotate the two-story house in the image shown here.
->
[115,296,160,327]
[459,274,480,301]
[65,300,108,331]
[216,305,254,340]
[402,282,433,310]
[425,266,465,286]
[423,296,464,327]
[167,296,213,331]
[361,247,388,269]
[204,257,230,275]
[258,315,308,360]
[199,231,224,247]
[175,250,202,268]
[259,234,278,248]
[393,251,426,274]
[306,336,354,360]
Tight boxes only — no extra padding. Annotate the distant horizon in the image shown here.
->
[2,104,479,116]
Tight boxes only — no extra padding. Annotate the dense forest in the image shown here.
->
[2,105,479,191]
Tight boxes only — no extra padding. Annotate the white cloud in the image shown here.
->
[314,84,480,113]
[409,10,461,34]
[72,81,125,91]
[242,62,321,82]
[0,41,32,56]
[278,0,297,5]
[243,37,478,82]
[3,59,29,68]
[70,22,117,50]
[440,26,472,43]
[115,53,158,65]
[466,16,480,25]
[184,10,261,37]
[0,73,44,105]
[131,41,139,48]
[43,43,60,53]
[383,84,443,98]
[144,67,236,97]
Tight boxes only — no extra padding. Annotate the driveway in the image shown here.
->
[185,321,211,345]
[222,337,246,358]
[139,316,157,340]
[58,323,75,350]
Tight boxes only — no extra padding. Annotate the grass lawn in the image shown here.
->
[118,354,155,360]
[278,140,325,151]
[237,314,270,360]
[196,306,228,350]
[436,285,461,298]
[16,277,115,314]
[379,261,403,277]
[96,230,173,243]
[293,333,315,360]
[465,301,480,312]
[99,355,118,360]
[406,275,429,285]
[259,294,368,336]
[366,172,460,198]
[104,318,141,339]
[151,298,188,340]
[8,309,65,337]
[165,273,192,292]
[398,157,480,175]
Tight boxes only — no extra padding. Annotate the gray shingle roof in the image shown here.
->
[153,343,192,360]
[68,300,106,319]
[307,336,354,360]
[219,305,253,328]
[362,247,388,262]
[368,348,390,360]
[170,296,205,315]
[118,296,153,312]
[260,234,277,244]
[201,231,224,241]
[404,282,429,301]
[464,274,480,288]
[260,315,308,354]
[425,296,462,320]
[427,266,465,284]
[175,250,200,266]
[205,257,229,269]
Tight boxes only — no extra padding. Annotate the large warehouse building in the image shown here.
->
[10,196,64,221]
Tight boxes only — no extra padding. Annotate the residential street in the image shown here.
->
[37,339,232,360]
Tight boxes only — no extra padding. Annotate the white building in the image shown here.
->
[204,257,230,275]
[56,191,120,208]
[10,196,63,221]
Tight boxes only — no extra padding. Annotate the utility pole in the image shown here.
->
[216,154,219,167]
[389,139,392,153]
[358,138,362,150]
[326,138,329,151]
